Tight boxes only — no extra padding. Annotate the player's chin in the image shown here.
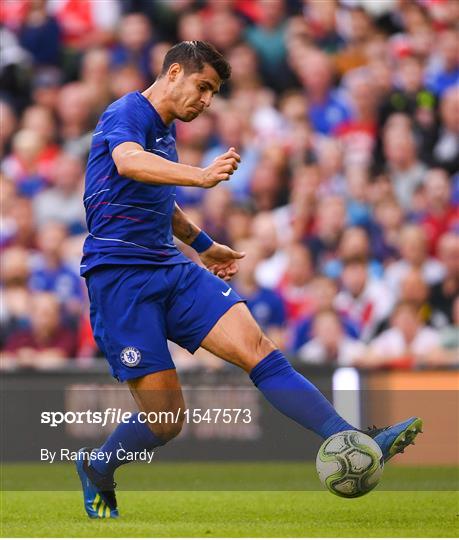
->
[180,110,201,122]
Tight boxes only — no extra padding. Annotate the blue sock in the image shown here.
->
[250,350,354,439]
[90,412,165,476]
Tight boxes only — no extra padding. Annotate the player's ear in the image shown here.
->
[167,63,182,82]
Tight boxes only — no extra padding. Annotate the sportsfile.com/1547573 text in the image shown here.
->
[40,408,253,428]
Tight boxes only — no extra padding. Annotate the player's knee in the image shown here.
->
[147,413,184,443]
[239,330,276,372]
[254,331,276,360]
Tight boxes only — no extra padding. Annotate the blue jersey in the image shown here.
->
[81,91,189,277]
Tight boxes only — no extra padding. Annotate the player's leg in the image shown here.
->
[168,263,421,458]
[201,302,422,458]
[77,265,185,518]
[76,369,184,518]
[128,367,185,442]
[89,368,185,477]
[200,302,355,439]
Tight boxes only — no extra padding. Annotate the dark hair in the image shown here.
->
[392,300,419,317]
[160,41,231,81]
[342,255,368,267]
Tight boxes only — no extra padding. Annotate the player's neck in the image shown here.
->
[142,81,175,126]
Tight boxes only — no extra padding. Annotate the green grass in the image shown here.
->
[1,463,458,537]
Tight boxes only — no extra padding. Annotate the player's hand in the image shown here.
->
[198,147,240,188]
[199,242,245,281]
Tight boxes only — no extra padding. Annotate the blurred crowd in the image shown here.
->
[1,0,458,372]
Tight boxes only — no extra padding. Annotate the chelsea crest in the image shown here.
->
[120,347,141,367]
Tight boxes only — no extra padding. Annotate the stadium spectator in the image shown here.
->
[378,54,437,134]
[80,48,112,114]
[201,186,233,245]
[149,41,173,80]
[18,0,61,67]
[21,104,59,180]
[2,292,77,370]
[295,47,351,135]
[272,164,317,245]
[30,67,62,110]
[0,246,31,348]
[334,6,375,75]
[30,222,84,318]
[419,168,458,254]
[344,164,373,227]
[291,275,360,353]
[0,101,17,158]
[48,0,121,51]
[0,0,455,371]
[245,0,290,92]
[399,269,433,324]
[56,82,95,157]
[382,116,427,210]
[202,105,259,201]
[364,301,441,369]
[298,309,366,366]
[177,11,206,43]
[276,242,315,324]
[369,196,403,263]
[111,13,154,79]
[435,296,459,366]
[33,152,85,233]
[206,9,243,56]
[323,226,383,280]
[429,232,459,327]
[225,202,254,246]
[335,256,394,342]
[0,26,31,111]
[1,129,48,197]
[426,29,459,97]
[315,137,346,197]
[430,85,459,174]
[232,238,286,347]
[0,177,17,248]
[253,211,288,289]
[374,268,434,337]
[384,224,445,294]
[1,196,36,251]
[250,157,285,211]
[307,195,347,271]
[303,0,344,54]
[109,64,146,102]
[336,68,378,167]
[226,42,263,94]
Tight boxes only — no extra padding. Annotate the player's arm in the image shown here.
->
[172,202,245,281]
[112,142,240,188]
[172,202,201,245]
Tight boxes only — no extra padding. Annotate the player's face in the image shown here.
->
[171,63,221,122]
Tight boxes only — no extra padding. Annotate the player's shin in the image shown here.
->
[90,412,166,476]
[249,350,354,439]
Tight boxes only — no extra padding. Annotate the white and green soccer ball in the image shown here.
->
[316,430,384,498]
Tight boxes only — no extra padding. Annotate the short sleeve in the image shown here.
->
[104,97,149,155]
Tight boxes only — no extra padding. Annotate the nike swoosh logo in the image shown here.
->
[222,288,232,297]
[156,137,164,142]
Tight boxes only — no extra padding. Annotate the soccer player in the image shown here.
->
[77,41,422,518]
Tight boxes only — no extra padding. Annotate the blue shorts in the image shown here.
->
[86,263,243,382]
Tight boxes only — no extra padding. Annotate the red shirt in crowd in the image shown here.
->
[4,327,77,357]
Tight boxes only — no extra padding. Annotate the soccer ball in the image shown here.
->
[316,430,384,498]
